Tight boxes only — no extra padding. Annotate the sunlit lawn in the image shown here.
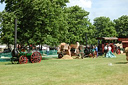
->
[0,54,128,85]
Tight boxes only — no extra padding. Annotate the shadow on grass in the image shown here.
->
[115,62,128,64]
[42,57,58,60]
[5,62,14,65]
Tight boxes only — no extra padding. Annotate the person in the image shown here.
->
[32,46,37,53]
[75,42,80,53]
[92,46,96,58]
[79,45,84,59]
[95,45,98,57]
[46,47,50,55]
[105,45,116,58]
[104,45,108,57]
[84,46,89,57]
[68,46,71,56]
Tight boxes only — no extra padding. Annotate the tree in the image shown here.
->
[0,0,97,46]
[0,11,15,48]
[0,0,69,46]
[64,6,96,45]
[0,12,2,43]
[93,16,117,38]
[114,15,128,38]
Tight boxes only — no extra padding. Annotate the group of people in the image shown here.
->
[72,44,99,58]
[84,45,98,58]
[104,44,116,58]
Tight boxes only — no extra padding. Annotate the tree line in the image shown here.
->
[0,0,128,47]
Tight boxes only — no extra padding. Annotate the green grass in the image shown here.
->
[0,54,128,85]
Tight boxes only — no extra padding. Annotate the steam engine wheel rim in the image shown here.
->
[31,52,42,63]
[19,55,28,64]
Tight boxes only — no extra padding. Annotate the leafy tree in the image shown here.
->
[30,0,69,46]
[0,0,97,46]
[0,12,2,43]
[0,0,69,46]
[114,15,128,38]
[0,11,15,48]
[64,6,96,45]
[93,16,117,38]
[86,23,97,45]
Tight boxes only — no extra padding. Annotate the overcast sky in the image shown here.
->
[0,0,128,23]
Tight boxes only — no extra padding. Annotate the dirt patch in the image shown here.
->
[61,55,73,59]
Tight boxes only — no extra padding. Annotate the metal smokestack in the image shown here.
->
[14,18,17,49]
[11,18,18,57]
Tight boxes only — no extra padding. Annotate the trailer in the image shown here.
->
[96,37,118,55]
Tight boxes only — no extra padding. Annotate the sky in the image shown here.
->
[0,0,128,23]
[0,2,5,12]
[67,0,128,23]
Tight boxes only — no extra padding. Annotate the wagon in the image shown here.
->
[57,42,85,59]
[96,37,118,55]
[57,43,70,58]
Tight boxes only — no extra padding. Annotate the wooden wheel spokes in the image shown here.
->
[19,55,28,64]
[31,52,42,63]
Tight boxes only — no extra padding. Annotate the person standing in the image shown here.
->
[95,45,98,57]
[106,45,116,58]
[104,45,108,57]
[92,46,96,58]
[75,42,80,53]
[79,45,84,59]
[46,47,50,55]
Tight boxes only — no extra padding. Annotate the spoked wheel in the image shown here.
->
[31,52,42,63]
[19,55,28,64]
[58,53,63,58]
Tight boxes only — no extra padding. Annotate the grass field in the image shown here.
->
[0,54,128,85]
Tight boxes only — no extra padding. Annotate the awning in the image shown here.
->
[118,38,128,41]
[122,41,128,43]
[0,45,6,48]
[97,37,118,40]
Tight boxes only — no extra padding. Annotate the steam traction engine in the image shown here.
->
[11,19,42,64]
[11,49,42,64]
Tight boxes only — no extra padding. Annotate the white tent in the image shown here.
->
[0,45,7,48]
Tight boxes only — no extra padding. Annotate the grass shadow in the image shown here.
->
[115,62,128,64]
[42,57,58,60]
[5,62,14,65]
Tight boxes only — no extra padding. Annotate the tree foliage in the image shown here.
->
[0,11,15,47]
[64,6,96,44]
[0,0,69,46]
[93,16,117,38]
[114,15,128,38]
[2,0,126,46]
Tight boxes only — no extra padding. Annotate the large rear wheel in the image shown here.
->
[31,52,42,63]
